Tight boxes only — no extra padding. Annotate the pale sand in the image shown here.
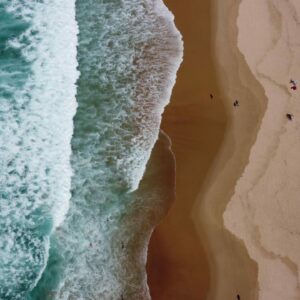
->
[223,0,300,299]
[192,0,267,299]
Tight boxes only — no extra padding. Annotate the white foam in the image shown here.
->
[50,0,183,298]
[153,0,175,19]
[28,0,79,228]
[0,0,78,297]
[118,0,183,192]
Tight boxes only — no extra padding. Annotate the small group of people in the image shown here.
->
[210,92,240,108]
[211,78,297,119]
[233,100,239,107]
[287,79,297,121]
[290,79,297,90]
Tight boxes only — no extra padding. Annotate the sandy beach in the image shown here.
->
[147,0,264,299]
[223,0,300,299]
[147,0,227,298]
[192,0,268,298]
[147,0,300,299]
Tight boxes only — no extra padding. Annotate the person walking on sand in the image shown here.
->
[290,79,297,90]
[237,294,241,300]
[233,100,239,107]
[210,93,213,99]
[286,113,293,121]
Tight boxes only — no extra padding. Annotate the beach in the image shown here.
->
[193,0,267,298]
[224,0,300,299]
[148,0,300,299]
[1,0,299,298]
[147,0,273,299]
[147,0,227,298]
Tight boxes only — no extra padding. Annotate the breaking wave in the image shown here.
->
[0,1,78,298]
[34,0,182,299]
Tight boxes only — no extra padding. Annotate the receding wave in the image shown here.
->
[0,1,78,298]
[31,0,182,299]
[70,0,183,194]
[1,0,182,298]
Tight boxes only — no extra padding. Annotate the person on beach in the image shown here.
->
[237,294,241,300]
[210,93,213,99]
[286,113,293,121]
[233,100,239,107]
[290,79,297,90]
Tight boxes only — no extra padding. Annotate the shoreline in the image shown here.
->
[147,0,227,298]
[147,0,267,299]
[224,0,300,298]
[193,0,267,299]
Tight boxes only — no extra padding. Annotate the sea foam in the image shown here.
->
[34,0,183,299]
[0,0,78,298]
[127,0,184,192]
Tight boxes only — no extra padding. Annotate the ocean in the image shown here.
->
[0,0,182,299]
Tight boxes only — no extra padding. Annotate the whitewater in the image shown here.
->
[0,1,78,299]
[0,0,183,299]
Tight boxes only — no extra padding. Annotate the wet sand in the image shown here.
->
[146,0,300,298]
[193,0,267,298]
[147,1,226,299]
[147,0,267,299]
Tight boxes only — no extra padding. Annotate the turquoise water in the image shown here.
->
[0,1,78,299]
[0,0,182,299]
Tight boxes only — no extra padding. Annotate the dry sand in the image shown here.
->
[224,0,300,299]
